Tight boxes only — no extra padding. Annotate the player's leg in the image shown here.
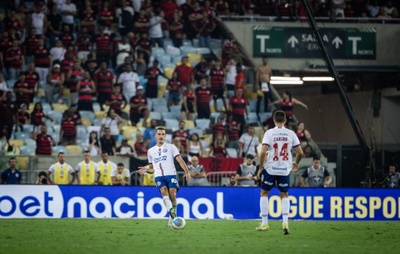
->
[168,187,177,218]
[166,175,180,219]
[256,170,273,231]
[277,175,290,235]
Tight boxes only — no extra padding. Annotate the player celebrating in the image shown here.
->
[137,127,192,227]
[256,110,303,235]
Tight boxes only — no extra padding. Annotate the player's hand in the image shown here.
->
[137,167,148,175]
[292,163,299,172]
[185,172,193,182]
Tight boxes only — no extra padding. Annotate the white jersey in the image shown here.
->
[261,126,300,176]
[148,143,180,177]
[48,162,74,174]
[117,71,139,95]
[110,168,130,178]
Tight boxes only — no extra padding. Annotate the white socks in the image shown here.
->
[163,196,173,211]
[282,198,290,224]
[260,196,269,225]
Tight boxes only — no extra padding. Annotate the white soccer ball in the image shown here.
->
[171,217,186,230]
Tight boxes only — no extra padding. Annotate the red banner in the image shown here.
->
[199,157,243,173]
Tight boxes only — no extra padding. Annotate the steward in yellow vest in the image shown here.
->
[75,150,100,185]
[47,152,76,184]
[111,162,130,186]
[97,152,117,185]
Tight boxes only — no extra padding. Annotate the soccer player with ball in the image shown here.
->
[256,110,304,235]
[137,127,192,228]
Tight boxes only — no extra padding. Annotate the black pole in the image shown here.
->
[298,0,375,185]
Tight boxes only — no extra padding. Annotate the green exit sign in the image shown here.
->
[253,26,376,59]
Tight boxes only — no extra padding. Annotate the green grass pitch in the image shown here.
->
[1,219,399,254]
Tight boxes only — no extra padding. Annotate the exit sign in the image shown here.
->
[253,26,376,59]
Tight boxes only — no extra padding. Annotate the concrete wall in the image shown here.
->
[225,21,400,70]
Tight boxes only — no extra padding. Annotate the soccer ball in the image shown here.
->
[171,217,186,230]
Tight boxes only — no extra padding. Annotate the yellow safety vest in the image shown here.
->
[54,162,70,185]
[79,161,96,185]
[143,173,156,186]
[98,161,113,185]
[115,169,127,182]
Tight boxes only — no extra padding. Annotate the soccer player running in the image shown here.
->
[137,127,192,227]
[256,110,304,235]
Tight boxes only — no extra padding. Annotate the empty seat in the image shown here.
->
[152,98,167,109]
[162,112,178,120]
[184,120,195,129]
[52,145,68,154]
[93,102,101,112]
[187,53,202,64]
[195,119,211,130]
[164,118,179,130]
[248,112,259,125]
[95,111,107,119]
[21,124,34,134]
[152,47,165,56]
[164,67,175,79]
[196,47,211,54]
[8,139,24,148]
[149,111,162,120]
[14,132,29,140]
[77,125,88,140]
[165,44,180,56]
[81,118,92,128]
[52,103,68,112]
[66,145,82,155]
[47,110,63,124]
[157,54,171,63]
[24,138,36,147]
[79,111,95,124]
[171,55,183,65]
[19,145,35,155]
[226,148,238,158]
[189,127,203,136]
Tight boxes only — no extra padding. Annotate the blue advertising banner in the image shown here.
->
[0,186,399,220]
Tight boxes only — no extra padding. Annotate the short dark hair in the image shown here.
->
[246,154,254,159]
[9,157,16,162]
[273,110,286,123]
[117,163,124,167]
[156,127,166,132]
[313,156,321,161]
[58,152,65,156]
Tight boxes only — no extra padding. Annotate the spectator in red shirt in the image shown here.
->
[98,1,114,30]
[144,60,165,98]
[33,125,56,155]
[60,109,77,145]
[160,0,179,22]
[105,84,127,116]
[195,11,216,48]
[5,40,25,80]
[180,83,196,121]
[234,63,245,96]
[94,61,115,110]
[167,71,183,109]
[24,62,40,102]
[13,73,33,108]
[31,102,53,132]
[134,132,149,157]
[129,86,149,127]
[169,12,184,48]
[195,78,212,119]
[175,56,194,89]
[0,92,18,139]
[229,88,248,136]
[17,103,31,132]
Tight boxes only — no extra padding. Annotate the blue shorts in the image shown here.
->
[260,170,290,193]
[155,175,180,191]
[168,93,181,103]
